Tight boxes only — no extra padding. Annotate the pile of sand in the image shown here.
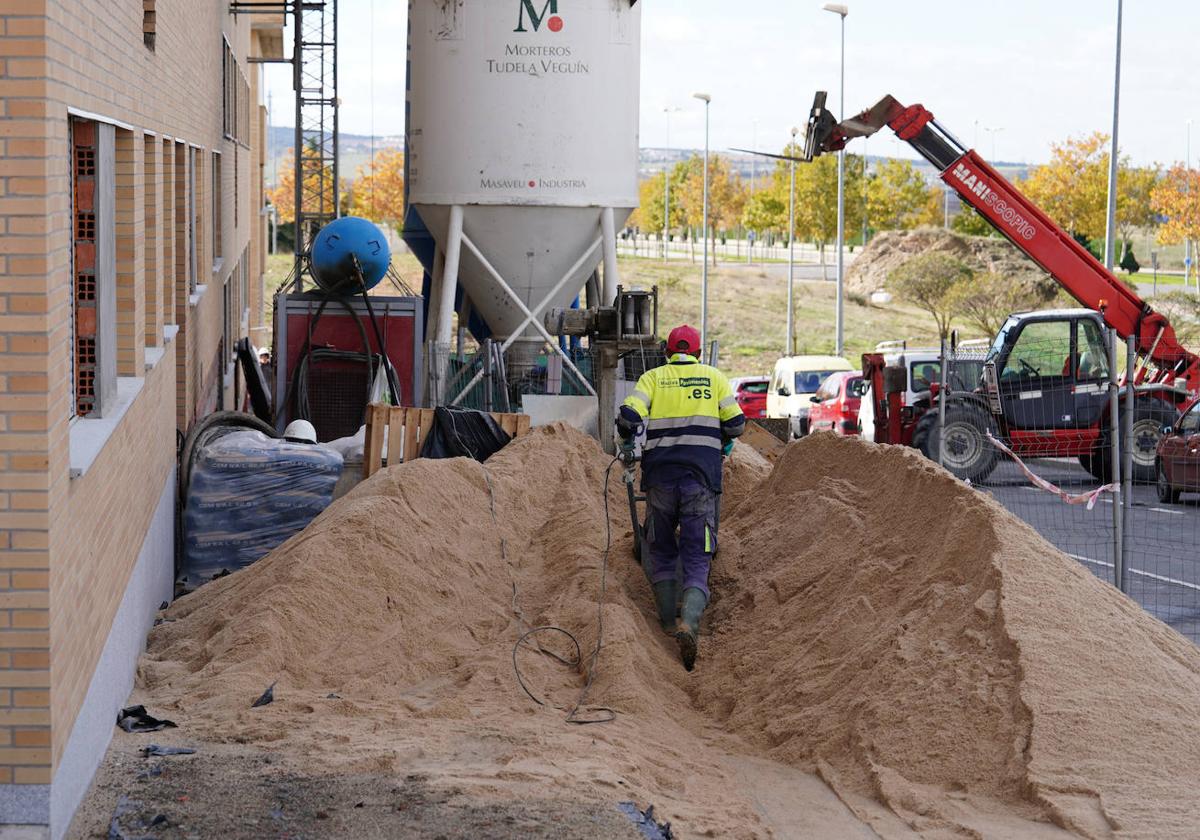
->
[848,228,1057,300]
[135,425,1200,837]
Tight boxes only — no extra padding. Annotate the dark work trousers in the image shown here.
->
[645,477,718,599]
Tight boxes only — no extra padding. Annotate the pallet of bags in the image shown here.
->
[182,430,343,586]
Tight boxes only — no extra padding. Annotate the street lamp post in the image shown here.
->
[693,92,712,351]
[1187,120,1193,290]
[823,2,848,357]
[662,106,681,262]
[751,120,759,195]
[788,126,799,356]
[984,126,1004,161]
[1102,0,1123,271]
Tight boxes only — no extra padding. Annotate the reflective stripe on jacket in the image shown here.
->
[620,353,745,491]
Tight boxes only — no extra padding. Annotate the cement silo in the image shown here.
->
[405,0,642,400]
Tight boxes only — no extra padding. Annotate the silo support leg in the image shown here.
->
[601,207,620,305]
[434,205,464,404]
[428,247,446,337]
[448,233,599,403]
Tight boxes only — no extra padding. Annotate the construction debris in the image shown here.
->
[847,227,1058,299]
[117,425,1200,837]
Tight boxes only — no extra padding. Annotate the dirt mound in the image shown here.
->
[705,433,1200,837]
[720,440,772,511]
[848,228,1056,299]
[133,424,1200,838]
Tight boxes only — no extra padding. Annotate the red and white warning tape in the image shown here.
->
[985,432,1116,510]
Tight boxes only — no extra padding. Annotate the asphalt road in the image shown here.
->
[979,458,1200,642]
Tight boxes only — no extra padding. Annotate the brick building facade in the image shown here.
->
[0,2,281,835]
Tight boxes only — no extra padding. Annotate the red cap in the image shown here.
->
[667,324,701,355]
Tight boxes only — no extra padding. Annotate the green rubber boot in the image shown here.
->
[651,580,678,634]
[676,587,707,671]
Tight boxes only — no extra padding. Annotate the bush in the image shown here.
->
[1120,243,1140,274]
[889,252,974,338]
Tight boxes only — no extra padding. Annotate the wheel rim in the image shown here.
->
[1130,418,1163,470]
[942,421,983,471]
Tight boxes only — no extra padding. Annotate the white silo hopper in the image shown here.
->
[406,0,642,400]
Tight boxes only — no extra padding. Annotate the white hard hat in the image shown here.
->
[282,419,317,444]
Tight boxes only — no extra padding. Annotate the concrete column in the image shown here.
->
[601,207,619,305]
[428,247,445,338]
[436,206,463,346]
[597,345,620,455]
[433,206,463,405]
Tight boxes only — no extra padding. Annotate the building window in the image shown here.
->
[240,247,250,319]
[223,39,250,145]
[190,147,201,290]
[71,117,117,418]
[143,0,156,50]
[173,140,189,298]
[212,151,223,262]
[222,276,231,370]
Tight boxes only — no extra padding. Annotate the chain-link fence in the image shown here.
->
[1119,334,1200,641]
[934,324,1200,643]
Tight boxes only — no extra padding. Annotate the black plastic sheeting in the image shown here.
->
[419,407,512,462]
[616,802,673,839]
[140,745,196,757]
[116,706,176,734]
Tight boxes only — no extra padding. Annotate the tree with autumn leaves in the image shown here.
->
[267,146,406,230]
[630,154,745,266]
[1020,132,1159,254]
[1151,164,1200,271]
[346,148,406,226]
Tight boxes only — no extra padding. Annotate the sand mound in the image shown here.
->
[136,424,1200,838]
[706,433,1200,837]
[848,228,1057,299]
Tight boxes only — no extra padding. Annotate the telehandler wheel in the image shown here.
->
[912,403,999,484]
[1082,398,1175,484]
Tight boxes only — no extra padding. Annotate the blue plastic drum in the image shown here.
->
[310,216,391,293]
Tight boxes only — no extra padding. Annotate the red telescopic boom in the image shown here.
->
[807,93,1200,393]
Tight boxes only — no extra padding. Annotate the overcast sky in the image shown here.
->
[264,0,1198,167]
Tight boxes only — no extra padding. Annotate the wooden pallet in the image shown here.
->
[362,404,532,478]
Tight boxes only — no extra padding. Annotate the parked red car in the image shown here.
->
[806,371,865,436]
[1156,398,1200,503]
[731,376,768,419]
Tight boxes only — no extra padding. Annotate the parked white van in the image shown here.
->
[766,355,854,437]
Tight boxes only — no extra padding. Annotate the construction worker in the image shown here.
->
[616,325,745,671]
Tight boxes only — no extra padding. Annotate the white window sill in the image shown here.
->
[72,326,177,479]
[189,284,208,308]
[69,377,144,479]
[144,324,180,371]
[212,258,225,277]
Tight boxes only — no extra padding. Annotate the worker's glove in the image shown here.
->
[721,439,735,457]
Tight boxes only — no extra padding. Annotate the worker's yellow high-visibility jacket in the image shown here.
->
[619,353,745,491]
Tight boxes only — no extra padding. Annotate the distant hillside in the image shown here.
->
[264,126,1029,190]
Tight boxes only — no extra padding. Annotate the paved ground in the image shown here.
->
[979,458,1200,642]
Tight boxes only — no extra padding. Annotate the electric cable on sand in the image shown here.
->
[496,456,618,725]
[441,409,616,724]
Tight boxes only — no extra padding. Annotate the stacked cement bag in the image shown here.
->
[183,430,343,584]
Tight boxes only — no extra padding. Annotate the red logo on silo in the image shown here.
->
[515,1,562,33]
